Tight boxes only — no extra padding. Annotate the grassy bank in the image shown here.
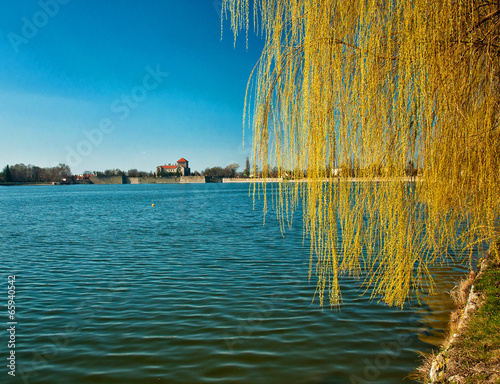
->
[417,258,500,383]
[449,261,500,383]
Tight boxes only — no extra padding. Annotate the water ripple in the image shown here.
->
[0,184,471,384]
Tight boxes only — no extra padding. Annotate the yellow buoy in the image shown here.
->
[152,204,155,207]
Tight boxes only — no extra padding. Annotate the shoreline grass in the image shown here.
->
[415,257,500,383]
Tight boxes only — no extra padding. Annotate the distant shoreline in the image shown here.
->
[0,176,421,187]
[223,177,421,183]
[0,182,53,186]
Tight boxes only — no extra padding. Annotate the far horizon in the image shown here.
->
[0,1,264,174]
[2,155,246,177]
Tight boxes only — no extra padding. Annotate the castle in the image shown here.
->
[156,158,191,176]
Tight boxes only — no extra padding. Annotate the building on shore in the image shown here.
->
[76,174,93,181]
[156,158,191,176]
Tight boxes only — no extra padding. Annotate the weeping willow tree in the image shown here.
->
[222,0,500,307]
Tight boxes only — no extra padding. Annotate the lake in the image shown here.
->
[0,183,470,383]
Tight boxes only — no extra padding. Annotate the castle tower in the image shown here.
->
[177,158,190,176]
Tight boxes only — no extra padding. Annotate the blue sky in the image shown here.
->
[0,0,263,174]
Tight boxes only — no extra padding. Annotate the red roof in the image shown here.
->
[177,158,187,163]
[160,165,178,169]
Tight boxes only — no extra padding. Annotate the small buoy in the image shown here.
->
[152,204,155,207]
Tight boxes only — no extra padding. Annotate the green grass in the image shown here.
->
[452,261,500,383]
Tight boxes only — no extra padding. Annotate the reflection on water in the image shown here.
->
[0,184,474,384]
[415,267,468,347]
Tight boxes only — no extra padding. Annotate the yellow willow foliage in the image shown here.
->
[222,0,500,307]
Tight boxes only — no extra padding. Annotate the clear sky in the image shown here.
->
[0,0,264,174]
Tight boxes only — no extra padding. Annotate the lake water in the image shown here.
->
[1,184,470,383]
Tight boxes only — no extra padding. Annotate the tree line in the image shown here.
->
[0,164,71,183]
[91,169,155,178]
[202,159,254,178]
[0,161,253,183]
[202,163,240,178]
